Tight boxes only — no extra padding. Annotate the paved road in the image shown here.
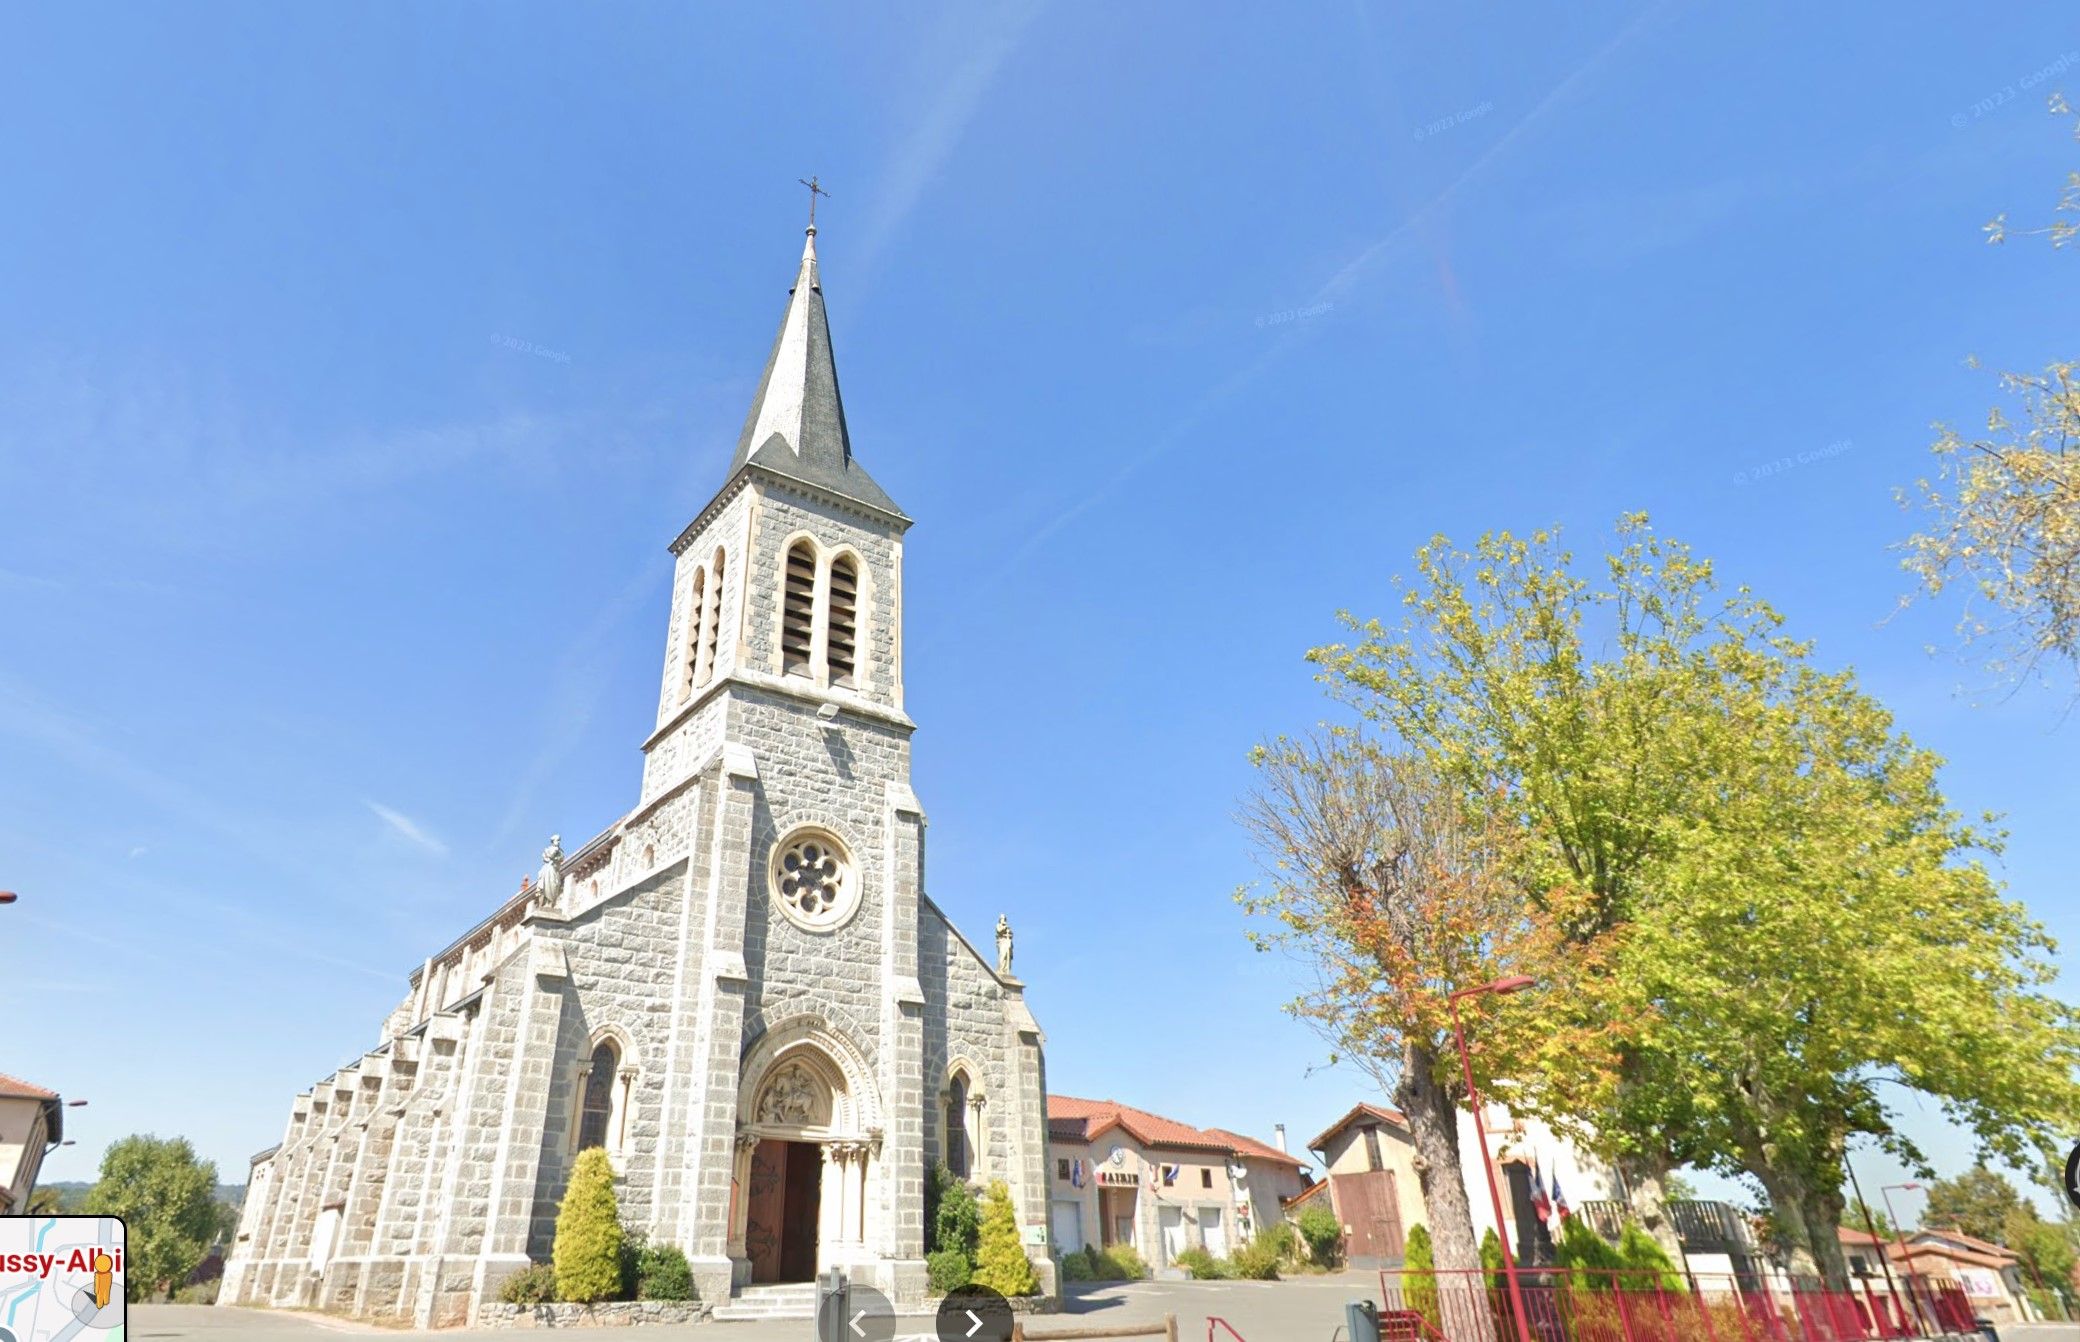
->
[136,1276,1382,1342]
[131,1289,2080,1342]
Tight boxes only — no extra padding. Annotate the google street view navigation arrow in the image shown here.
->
[935,1286,1012,1342]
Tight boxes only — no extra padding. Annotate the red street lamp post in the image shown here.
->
[1450,975,1537,1342]
[1881,1183,1931,1335]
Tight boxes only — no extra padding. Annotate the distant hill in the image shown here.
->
[31,1181,246,1214]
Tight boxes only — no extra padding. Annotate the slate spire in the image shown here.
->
[727,225,901,516]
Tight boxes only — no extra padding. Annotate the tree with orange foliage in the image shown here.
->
[1240,732,1616,1297]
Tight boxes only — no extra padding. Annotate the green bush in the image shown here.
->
[1614,1222,1685,1293]
[930,1164,982,1258]
[1403,1224,1440,1335]
[635,1244,695,1301]
[971,1180,1039,1296]
[927,1249,973,1294]
[1175,1246,1230,1280]
[554,1148,626,1303]
[1228,1236,1282,1281]
[1297,1203,1343,1267]
[499,1263,560,1305]
[173,1281,220,1305]
[1059,1250,1095,1283]
[1258,1222,1298,1262]
[1553,1216,1622,1285]
[1073,1243,1147,1281]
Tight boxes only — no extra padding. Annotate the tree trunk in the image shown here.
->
[1617,1151,1686,1263]
[1399,1038,1483,1274]
[1799,1181,1853,1292]
[1753,1164,1822,1282]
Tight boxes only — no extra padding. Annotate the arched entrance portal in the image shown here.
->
[730,1019,884,1285]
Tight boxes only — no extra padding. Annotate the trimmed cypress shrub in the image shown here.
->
[554,1148,626,1303]
[1404,1224,1440,1334]
[971,1180,1039,1297]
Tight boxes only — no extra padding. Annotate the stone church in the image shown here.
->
[219,225,1053,1326]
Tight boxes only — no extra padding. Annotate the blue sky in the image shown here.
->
[3,3,2075,1221]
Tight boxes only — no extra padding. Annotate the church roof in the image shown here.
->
[727,227,902,518]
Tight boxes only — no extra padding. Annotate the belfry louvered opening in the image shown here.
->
[828,556,859,687]
[683,567,708,697]
[782,542,816,677]
[700,548,726,684]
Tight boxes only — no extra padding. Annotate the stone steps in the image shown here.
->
[711,1283,821,1322]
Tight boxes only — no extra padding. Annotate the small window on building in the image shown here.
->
[1363,1125,1383,1172]
[828,555,858,687]
[945,1071,971,1179]
[782,542,816,677]
[1201,1168,1213,1189]
[577,1040,620,1152]
[1057,1158,1071,1181]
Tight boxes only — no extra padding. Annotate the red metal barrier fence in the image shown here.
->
[1377,1269,1978,1342]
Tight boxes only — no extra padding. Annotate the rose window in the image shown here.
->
[771,829,857,930]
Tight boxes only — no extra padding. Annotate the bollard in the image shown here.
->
[1347,1300,1382,1342]
[819,1269,850,1342]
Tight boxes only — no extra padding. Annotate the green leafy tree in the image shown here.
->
[1403,1224,1441,1334]
[80,1136,221,1302]
[970,1180,1037,1297]
[26,1186,64,1215]
[1309,516,2080,1289]
[1923,1167,2025,1244]
[553,1148,625,1303]
[2003,1205,2078,1311]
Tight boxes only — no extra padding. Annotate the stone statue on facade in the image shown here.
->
[996,914,1014,976]
[537,834,564,907]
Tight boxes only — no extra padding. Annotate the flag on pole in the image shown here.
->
[1531,1156,1553,1224]
[1552,1167,1571,1221]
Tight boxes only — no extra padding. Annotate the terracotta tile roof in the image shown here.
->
[1838,1227,1889,1246]
[1047,1096,1305,1169]
[0,1072,57,1101]
[1917,1228,2017,1260]
[1307,1102,1408,1154]
[1889,1242,2016,1272]
[1207,1127,1306,1169]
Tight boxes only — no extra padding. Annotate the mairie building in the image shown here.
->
[219,225,1053,1326]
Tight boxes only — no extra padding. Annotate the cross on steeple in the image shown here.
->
[798,175,830,229]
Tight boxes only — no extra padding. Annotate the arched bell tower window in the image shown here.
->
[782,541,816,677]
[683,567,708,698]
[945,1071,971,1179]
[702,547,727,683]
[577,1040,620,1152]
[828,555,859,688]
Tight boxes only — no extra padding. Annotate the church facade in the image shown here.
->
[218,227,1053,1326]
